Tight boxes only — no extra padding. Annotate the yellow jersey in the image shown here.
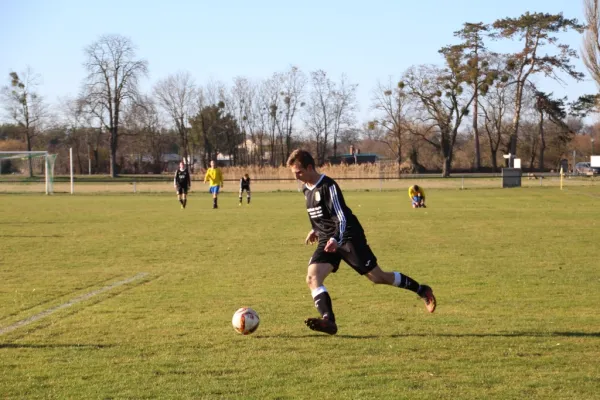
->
[408,185,425,199]
[204,168,223,187]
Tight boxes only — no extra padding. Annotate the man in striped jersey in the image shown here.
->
[287,149,436,335]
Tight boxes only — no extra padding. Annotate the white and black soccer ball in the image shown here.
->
[232,307,260,335]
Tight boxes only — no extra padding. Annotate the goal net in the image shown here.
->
[0,151,57,194]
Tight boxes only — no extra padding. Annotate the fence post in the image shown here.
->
[133,179,137,194]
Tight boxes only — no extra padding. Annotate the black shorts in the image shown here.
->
[240,185,250,192]
[309,234,378,275]
[176,186,188,195]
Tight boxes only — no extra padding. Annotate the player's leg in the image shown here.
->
[246,189,251,204]
[177,187,184,208]
[341,237,436,313]
[368,266,436,312]
[238,188,243,206]
[305,262,338,335]
[210,186,218,209]
[182,189,188,208]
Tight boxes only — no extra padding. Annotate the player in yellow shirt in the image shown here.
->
[204,160,224,209]
[408,184,426,208]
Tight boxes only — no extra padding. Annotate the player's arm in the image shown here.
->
[324,184,349,251]
[305,229,318,245]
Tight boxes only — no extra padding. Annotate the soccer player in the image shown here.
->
[239,173,251,206]
[173,161,191,209]
[287,149,436,335]
[408,184,426,208]
[204,160,223,209]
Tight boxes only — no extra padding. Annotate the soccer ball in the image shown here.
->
[232,307,260,335]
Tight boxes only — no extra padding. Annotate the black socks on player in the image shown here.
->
[393,272,420,293]
[312,288,335,322]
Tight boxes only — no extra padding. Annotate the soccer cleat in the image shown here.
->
[417,285,436,313]
[305,317,338,335]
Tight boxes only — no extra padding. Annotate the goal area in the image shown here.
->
[0,151,57,194]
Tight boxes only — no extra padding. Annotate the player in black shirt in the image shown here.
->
[287,149,436,335]
[173,161,191,209]
[239,174,251,206]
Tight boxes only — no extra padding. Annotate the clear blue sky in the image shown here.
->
[0,0,592,122]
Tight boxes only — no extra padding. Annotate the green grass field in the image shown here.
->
[1,187,599,399]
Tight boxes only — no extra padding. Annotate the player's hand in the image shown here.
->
[324,238,338,253]
[305,230,318,245]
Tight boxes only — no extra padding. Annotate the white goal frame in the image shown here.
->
[0,151,57,194]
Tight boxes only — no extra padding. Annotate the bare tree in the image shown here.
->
[260,73,283,166]
[1,67,48,176]
[60,96,95,174]
[583,0,600,88]
[122,94,167,173]
[479,80,513,172]
[370,77,412,165]
[82,34,148,177]
[304,70,336,165]
[279,66,307,163]
[402,63,479,177]
[153,71,196,165]
[330,74,358,159]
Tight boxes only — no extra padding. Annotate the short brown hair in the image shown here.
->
[286,149,315,168]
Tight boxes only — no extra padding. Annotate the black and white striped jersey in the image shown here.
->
[302,174,364,245]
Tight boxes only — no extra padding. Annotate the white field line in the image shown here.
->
[0,272,148,336]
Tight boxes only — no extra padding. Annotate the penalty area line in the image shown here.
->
[0,272,148,336]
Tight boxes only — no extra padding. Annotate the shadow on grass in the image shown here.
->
[255,331,600,339]
[0,343,113,349]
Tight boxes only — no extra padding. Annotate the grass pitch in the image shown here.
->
[1,186,599,399]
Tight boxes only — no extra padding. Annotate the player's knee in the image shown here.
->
[306,274,319,289]
[366,273,387,284]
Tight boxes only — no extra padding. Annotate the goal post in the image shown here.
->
[0,151,57,194]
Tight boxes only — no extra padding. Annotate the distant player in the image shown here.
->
[408,184,426,208]
[287,149,436,335]
[173,161,191,209]
[204,160,223,209]
[239,174,251,206]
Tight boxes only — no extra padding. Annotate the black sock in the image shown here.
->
[393,272,420,293]
[247,196,250,204]
[213,198,217,207]
[183,199,187,208]
[179,199,183,205]
[313,291,335,322]
[239,196,242,203]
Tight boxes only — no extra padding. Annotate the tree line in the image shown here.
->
[2,6,600,177]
